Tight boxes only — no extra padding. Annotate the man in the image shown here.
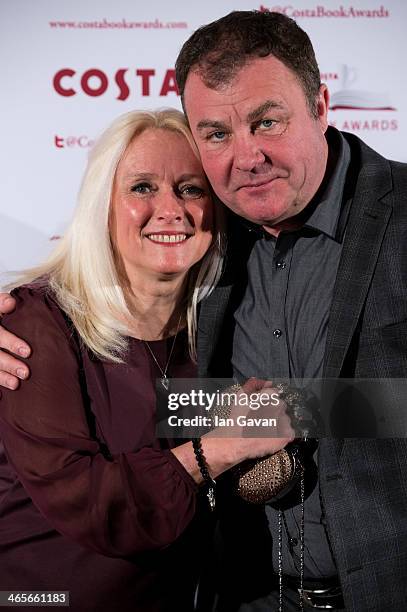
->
[1,10,407,612]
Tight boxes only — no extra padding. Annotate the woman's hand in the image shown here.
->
[206,377,295,466]
[172,377,295,483]
[0,293,31,389]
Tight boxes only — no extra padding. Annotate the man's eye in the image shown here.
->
[131,182,152,194]
[178,184,204,198]
[208,131,227,142]
[258,119,276,130]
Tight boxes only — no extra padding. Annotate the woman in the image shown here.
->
[0,109,292,611]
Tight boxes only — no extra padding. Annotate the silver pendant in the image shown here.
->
[207,486,216,511]
[161,377,170,390]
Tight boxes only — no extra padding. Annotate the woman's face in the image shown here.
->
[110,128,214,284]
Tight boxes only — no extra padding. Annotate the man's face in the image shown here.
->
[184,55,329,231]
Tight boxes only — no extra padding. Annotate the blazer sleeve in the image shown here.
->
[0,285,198,558]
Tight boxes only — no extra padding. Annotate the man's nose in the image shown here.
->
[154,191,184,222]
[233,134,266,172]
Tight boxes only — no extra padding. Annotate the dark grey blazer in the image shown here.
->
[196,129,407,612]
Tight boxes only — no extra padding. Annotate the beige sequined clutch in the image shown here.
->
[213,383,304,504]
[232,445,303,504]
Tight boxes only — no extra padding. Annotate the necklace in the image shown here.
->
[142,313,182,390]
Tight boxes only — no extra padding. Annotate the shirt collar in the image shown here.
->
[302,128,351,241]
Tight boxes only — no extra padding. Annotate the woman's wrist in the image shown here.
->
[170,437,242,485]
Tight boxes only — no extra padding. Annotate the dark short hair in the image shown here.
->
[175,10,321,118]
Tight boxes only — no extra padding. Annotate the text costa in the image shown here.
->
[53,68,179,100]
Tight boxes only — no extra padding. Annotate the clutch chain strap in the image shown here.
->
[278,471,305,612]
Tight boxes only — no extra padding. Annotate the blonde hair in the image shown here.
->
[7,109,226,362]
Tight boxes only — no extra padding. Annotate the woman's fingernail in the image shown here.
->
[16,368,27,379]
[18,347,29,357]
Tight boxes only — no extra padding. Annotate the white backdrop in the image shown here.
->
[1,0,406,275]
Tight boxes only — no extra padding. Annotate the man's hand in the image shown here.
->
[0,293,31,389]
[208,377,295,460]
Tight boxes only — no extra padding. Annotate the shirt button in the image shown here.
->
[273,329,282,338]
[276,260,286,269]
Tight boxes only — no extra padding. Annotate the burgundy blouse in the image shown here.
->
[0,285,209,612]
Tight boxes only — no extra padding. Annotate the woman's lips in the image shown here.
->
[145,232,191,245]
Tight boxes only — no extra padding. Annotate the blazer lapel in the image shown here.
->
[197,214,257,377]
[197,282,235,377]
[323,146,393,378]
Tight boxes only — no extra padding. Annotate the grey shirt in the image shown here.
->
[232,129,351,579]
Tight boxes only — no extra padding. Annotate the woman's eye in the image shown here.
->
[179,185,204,198]
[131,182,152,194]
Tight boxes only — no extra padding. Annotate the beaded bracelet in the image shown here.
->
[192,438,216,511]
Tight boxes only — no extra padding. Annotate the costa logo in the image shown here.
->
[53,68,178,100]
[329,65,396,112]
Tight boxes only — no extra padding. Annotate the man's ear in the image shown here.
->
[317,84,330,133]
